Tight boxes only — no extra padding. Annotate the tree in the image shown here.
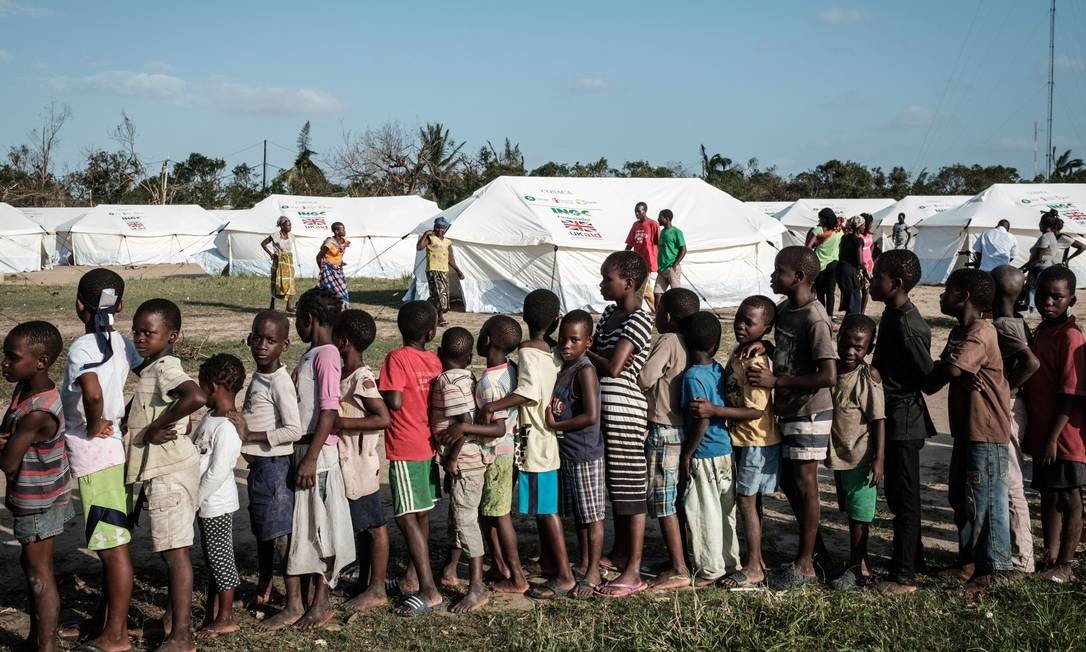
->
[620,160,674,178]
[276,121,333,195]
[222,164,262,208]
[70,112,145,205]
[170,153,226,206]
[1051,148,1084,182]
[921,164,1019,195]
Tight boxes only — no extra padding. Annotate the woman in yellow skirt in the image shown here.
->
[261,215,297,312]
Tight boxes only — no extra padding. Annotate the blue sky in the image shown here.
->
[2,0,1085,180]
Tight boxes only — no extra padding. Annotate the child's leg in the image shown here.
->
[786,459,822,576]
[962,442,1011,582]
[481,457,526,593]
[480,516,509,581]
[195,514,240,638]
[21,536,59,652]
[848,520,870,574]
[89,545,133,651]
[736,494,765,582]
[572,520,606,598]
[719,456,740,575]
[647,425,687,582]
[537,515,574,586]
[448,471,490,612]
[345,526,390,611]
[683,457,725,584]
[1007,397,1035,573]
[295,573,332,629]
[881,439,924,587]
[1059,488,1083,565]
[159,547,194,650]
[393,511,443,613]
[1041,490,1062,566]
[491,514,528,593]
[254,540,276,603]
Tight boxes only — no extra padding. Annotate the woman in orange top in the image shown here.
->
[317,221,351,308]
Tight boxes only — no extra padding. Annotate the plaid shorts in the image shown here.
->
[779,410,833,461]
[559,457,606,525]
[645,424,683,518]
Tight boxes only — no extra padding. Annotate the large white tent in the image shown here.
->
[207,194,439,279]
[775,198,896,245]
[407,176,785,313]
[746,201,793,218]
[914,184,1086,286]
[18,207,89,267]
[870,195,971,251]
[67,204,222,266]
[0,203,45,273]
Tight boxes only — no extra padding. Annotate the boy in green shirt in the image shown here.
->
[654,209,687,308]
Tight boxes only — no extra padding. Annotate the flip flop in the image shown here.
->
[718,570,764,591]
[768,565,818,591]
[395,593,444,617]
[596,580,648,599]
[385,578,403,599]
[527,580,574,600]
[650,573,691,590]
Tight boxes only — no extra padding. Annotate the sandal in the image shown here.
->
[385,578,403,599]
[768,564,818,590]
[829,567,868,591]
[596,580,648,599]
[718,570,764,591]
[527,580,574,600]
[394,593,444,617]
[1037,562,1075,584]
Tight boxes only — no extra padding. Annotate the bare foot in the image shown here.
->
[398,578,421,594]
[571,581,598,599]
[254,606,303,632]
[247,586,283,610]
[448,588,490,614]
[129,620,167,641]
[490,577,529,594]
[152,637,196,652]
[293,604,334,630]
[440,572,466,588]
[85,634,134,652]
[873,579,918,595]
[344,587,389,612]
[483,567,510,583]
[194,621,238,640]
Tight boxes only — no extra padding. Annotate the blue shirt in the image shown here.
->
[681,361,733,458]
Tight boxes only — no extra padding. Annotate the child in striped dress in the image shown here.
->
[587,251,654,598]
[1,321,71,652]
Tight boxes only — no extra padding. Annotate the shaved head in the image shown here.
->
[991,265,1025,298]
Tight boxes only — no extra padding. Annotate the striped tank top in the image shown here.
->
[3,385,70,515]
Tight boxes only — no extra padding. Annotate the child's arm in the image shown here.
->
[336,395,390,433]
[436,412,475,447]
[922,360,956,394]
[637,340,670,391]
[689,399,761,422]
[1040,394,1074,466]
[748,358,836,391]
[480,394,528,425]
[869,418,886,486]
[77,372,114,438]
[679,418,708,484]
[0,411,56,476]
[444,437,466,476]
[1004,349,1040,392]
[545,367,599,432]
[448,245,465,280]
[197,422,242,509]
[143,380,206,445]
[296,408,336,489]
[381,390,404,411]
[296,347,341,489]
[587,338,635,379]
[444,416,503,444]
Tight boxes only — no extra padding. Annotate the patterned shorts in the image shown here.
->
[559,457,606,525]
[427,271,450,313]
[645,424,683,518]
[779,411,833,461]
[389,459,440,517]
[481,455,514,517]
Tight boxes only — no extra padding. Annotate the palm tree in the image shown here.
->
[283,121,330,194]
[1051,148,1084,181]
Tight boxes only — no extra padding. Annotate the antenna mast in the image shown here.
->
[1046,0,1055,180]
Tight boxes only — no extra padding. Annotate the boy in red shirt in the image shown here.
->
[378,300,444,615]
[1023,266,1086,583]
[625,201,660,311]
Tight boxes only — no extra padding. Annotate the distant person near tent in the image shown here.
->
[807,207,842,319]
[317,221,351,309]
[891,213,912,250]
[968,219,1018,272]
[261,216,298,313]
[858,213,875,314]
[653,209,686,308]
[416,217,463,327]
[836,216,863,315]
[1023,210,1068,310]
[624,201,660,312]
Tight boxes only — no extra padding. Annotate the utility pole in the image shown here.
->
[1034,121,1039,179]
[262,139,267,192]
[1046,0,1055,181]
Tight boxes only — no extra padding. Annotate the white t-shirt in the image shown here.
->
[61,332,141,478]
[194,412,242,518]
[241,367,302,457]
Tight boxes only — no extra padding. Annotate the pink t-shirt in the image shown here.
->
[625,218,660,272]
[860,232,875,272]
[379,346,442,462]
[293,344,341,446]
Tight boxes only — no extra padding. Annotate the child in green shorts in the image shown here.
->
[827,314,886,589]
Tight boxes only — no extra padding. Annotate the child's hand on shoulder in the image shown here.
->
[90,418,114,438]
[689,398,716,420]
[226,410,249,440]
[746,364,777,388]
[738,340,769,360]
[143,425,177,445]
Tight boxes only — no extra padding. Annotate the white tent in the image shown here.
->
[0,203,45,273]
[18,207,89,267]
[746,201,793,218]
[209,194,440,279]
[775,198,896,246]
[870,195,971,251]
[407,176,785,313]
[67,204,222,266]
[914,184,1086,286]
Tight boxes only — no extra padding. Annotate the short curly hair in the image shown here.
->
[840,314,877,344]
[946,268,994,312]
[199,353,246,393]
[5,320,63,365]
[776,246,820,284]
[874,249,922,291]
[1038,264,1077,290]
[296,287,343,327]
[482,315,522,354]
[661,288,699,321]
[560,309,594,337]
[135,298,182,331]
[602,250,649,289]
[739,295,777,324]
[440,326,474,362]
[398,300,437,342]
[523,289,560,332]
[334,309,377,353]
[683,311,721,355]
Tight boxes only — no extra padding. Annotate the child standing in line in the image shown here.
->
[332,309,392,612]
[546,310,605,599]
[444,317,529,600]
[697,295,780,590]
[192,354,245,640]
[867,249,936,595]
[276,288,355,630]
[126,299,208,650]
[416,217,465,327]
[59,269,135,651]
[1023,266,1086,583]
[379,300,444,617]
[990,265,1040,574]
[588,250,654,598]
[232,311,301,615]
[480,290,574,601]
[926,268,1013,592]
[680,312,739,585]
[1,321,70,652]
[826,315,885,590]
[638,287,700,589]
[747,246,838,590]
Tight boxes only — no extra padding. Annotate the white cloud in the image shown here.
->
[818,7,867,25]
[205,82,346,116]
[1054,55,1086,75]
[143,60,173,73]
[50,70,187,100]
[899,104,933,128]
[572,77,621,93]
[0,0,55,16]
[0,49,12,62]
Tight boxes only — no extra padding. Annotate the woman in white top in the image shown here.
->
[261,216,298,313]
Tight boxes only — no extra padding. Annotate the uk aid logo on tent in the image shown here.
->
[1018,194,1086,224]
[108,210,146,231]
[550,207,602,240]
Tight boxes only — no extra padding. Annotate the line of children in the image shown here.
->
[4,244,1086,646]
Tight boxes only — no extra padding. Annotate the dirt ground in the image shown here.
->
[0,264,1083,648]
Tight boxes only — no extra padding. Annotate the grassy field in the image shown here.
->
[1,273,1086,651]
